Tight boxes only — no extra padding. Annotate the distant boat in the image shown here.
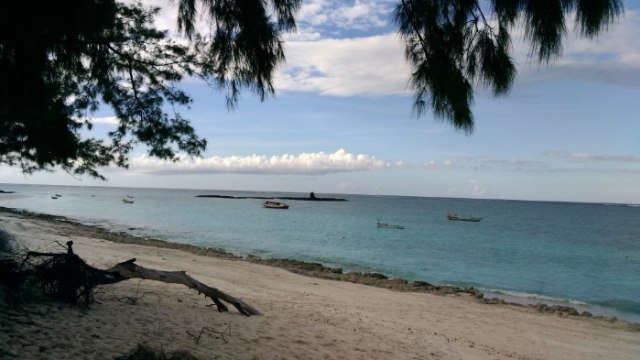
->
[122,198,134,204]
[263,201,289,209]
[447,211,481,222]
[51,195,59,200]
[377,220,405,229]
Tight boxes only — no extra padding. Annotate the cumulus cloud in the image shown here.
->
[279,8,640,98]
[277,34,409,96]
[512,10,640,87]
[130,149,393,175]
[121,2,640,99]
[73,116,119,125]
[297,0,395,31]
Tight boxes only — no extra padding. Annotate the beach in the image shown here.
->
[1,209,639,360]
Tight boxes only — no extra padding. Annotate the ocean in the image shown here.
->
[1,183,639,322]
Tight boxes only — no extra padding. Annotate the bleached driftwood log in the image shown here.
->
[17,241,260,316]
[107,258,261,316]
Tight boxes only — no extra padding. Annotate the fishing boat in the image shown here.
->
[447,211,481,222]
[377,220,405,229]
[122,198,134,204]
[263,201,289,209]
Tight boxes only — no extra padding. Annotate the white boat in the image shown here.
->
[122,198,134,204]
[263,201,289,209]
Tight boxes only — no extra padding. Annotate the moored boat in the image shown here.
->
[447,211,481,222]
[263,201,289,209]
[377,220,405,229]
[122,198,134,204]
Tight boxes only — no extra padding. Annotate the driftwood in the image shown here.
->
[5,241,260,316]
[106,258,261,315]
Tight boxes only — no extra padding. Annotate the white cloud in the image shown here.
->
[512,10,640,87]
[545,151,640,162]
[127,149,640,177]
[422,160,453,169]
[297,0,395,31]
[277,33,409,96]
[73,116,119,126]
[130,149,393,175]
[278,8,640,98]
[91,116,119,125]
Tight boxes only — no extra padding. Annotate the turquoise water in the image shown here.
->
[1,184,639,322]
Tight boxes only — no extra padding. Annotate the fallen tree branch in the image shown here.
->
[2,241,261,316]
[107,258,261,316]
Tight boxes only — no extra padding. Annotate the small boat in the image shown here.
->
[377,220,405,229]
[263,201,289,209]
[51,195,59,200]
[447,212,481,222]
[122,198,134,204]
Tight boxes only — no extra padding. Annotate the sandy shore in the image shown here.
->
[1,209,638,359]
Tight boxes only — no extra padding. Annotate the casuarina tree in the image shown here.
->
[0,0,622,177]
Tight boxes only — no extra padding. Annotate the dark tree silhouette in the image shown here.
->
[0,0,300,178]
[394,0,623,133]
[0,0,622,177]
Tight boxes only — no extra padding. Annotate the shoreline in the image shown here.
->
[1,205,637,325]
[1,206,639,359]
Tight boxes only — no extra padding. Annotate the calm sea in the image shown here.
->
[1,183,639,322]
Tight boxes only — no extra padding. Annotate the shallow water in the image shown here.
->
[2,183,639,322]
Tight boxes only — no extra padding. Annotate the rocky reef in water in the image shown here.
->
[195,192,347,202]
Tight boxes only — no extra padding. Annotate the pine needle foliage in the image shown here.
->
[0,0,622,176]
[394,0,623,133]
[0,0,300,178]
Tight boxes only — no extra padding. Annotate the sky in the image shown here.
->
[2,0,640,203]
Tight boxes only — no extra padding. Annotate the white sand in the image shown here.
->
[1,212,638,359]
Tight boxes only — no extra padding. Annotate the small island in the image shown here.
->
[196,191,347,202]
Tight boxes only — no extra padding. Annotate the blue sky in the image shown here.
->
[2,0,639,203]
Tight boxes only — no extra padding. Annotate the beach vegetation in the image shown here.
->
[0,0,622,177]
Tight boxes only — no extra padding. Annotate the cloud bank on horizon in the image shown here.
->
[123,148,637,177]
[129,149,396,175]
